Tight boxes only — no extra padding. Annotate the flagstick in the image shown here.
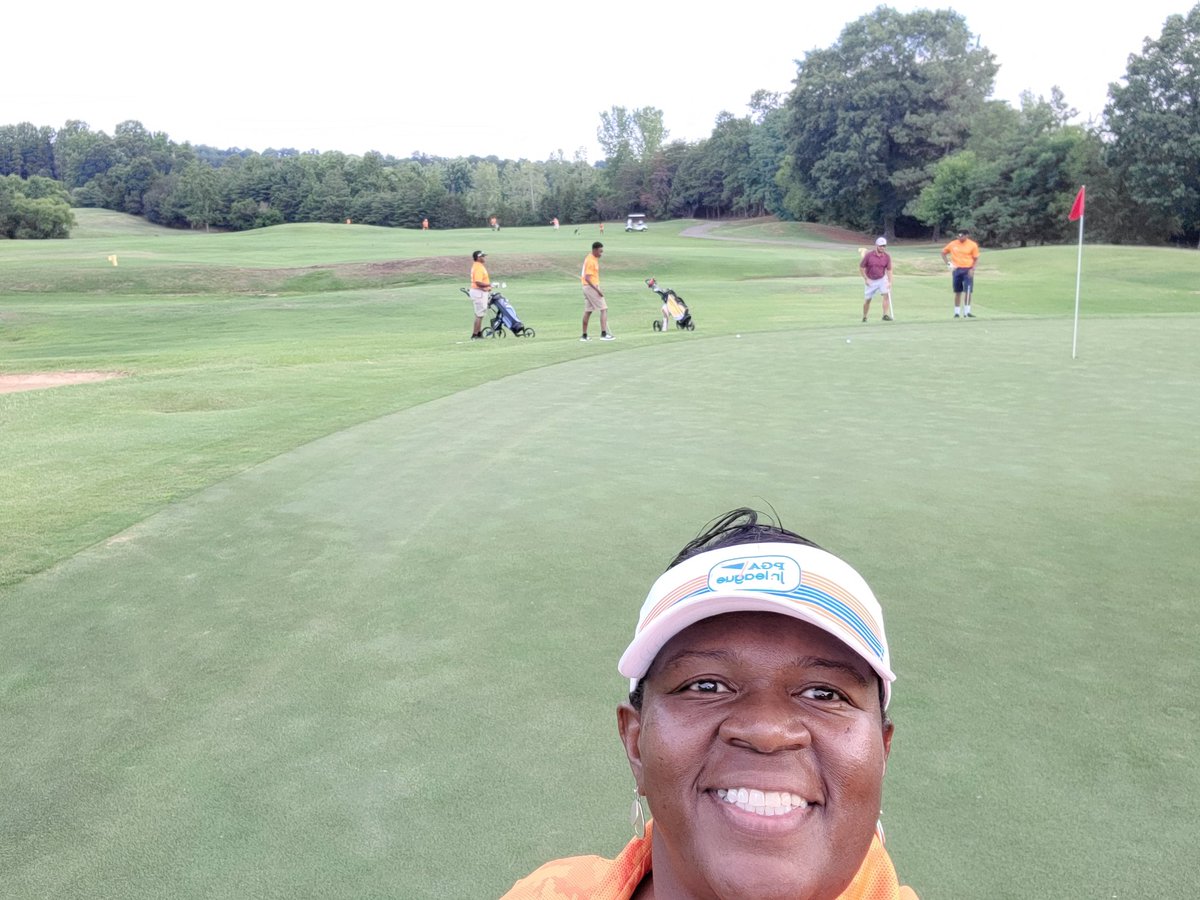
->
[1071,211,1084,359]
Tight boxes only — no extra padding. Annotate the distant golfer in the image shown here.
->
[860,237,894,322]
[580,241,614,341]
[422,218,429,232]
[469,250,491,340]
[552,217,560,230]
[941,230,980,318]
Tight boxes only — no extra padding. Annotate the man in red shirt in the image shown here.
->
[859,237,893,322]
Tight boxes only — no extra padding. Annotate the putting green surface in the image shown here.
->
[4,312,1198,898]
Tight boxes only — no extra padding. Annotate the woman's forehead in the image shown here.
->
[649,611,870,675]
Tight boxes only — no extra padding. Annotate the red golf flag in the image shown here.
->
[1068,186,1086,221]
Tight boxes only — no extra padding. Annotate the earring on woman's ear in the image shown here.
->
[630,785,646,839]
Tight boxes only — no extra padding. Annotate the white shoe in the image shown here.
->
[601,333,615,341]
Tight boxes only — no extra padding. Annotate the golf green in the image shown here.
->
[4,315,1197,898]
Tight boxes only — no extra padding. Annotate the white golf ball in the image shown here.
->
[846,338,852,343]
[735,334,741,338]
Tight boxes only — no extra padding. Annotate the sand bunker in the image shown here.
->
[0,372,125,394]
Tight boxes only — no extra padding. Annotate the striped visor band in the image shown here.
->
[618,541,895,708]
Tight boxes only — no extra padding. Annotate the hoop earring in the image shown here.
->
[630,785,646,839]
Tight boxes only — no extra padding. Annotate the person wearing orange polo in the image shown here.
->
[580,241,613,341]
[468,250,491,340]
[941,230,980,318]
[504,824,915,899]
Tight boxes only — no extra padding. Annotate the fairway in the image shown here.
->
[2,215,1198,899]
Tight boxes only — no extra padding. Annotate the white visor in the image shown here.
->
[618,542,895,708]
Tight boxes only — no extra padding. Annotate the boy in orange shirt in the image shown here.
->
[580,242,613,341]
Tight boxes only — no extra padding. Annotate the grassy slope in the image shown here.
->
[4,212,1193,586]
[2,211,1198,899]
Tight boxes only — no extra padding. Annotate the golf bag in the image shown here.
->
[461,287,536,338]
[488,291,534,337]
[646,277,695,331]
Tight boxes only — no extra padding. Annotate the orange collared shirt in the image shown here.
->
[942,238,979,269]
[471,260,490,290]
[502,822,917,900]
[581,253,600,287]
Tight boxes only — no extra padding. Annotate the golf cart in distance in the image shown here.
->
[625,214,648,232]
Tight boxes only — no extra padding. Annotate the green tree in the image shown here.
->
[271,155,318,221]
[543,154,600,224]
[783,7,996,236]
[500,160,548,225]
[632,107,667,161]
[300,153,353,222]
[412,163,450,225]
[669,139,724,219]
[596,106,668,217]
[464,161,501,224]
[228,198,282,230]
[911,90,1107,246]
[0,174,74,238]
[142,172,187,227]
[597,106,667,163]
[643,141,689,219]
[707,112,755,215]
[112,120,153,161]
[973,126,1099,246]
[55,121,117,189]
[1104,3,1200,245]
[909,150,978,236]
[745,96,789,218]
[176,162,222,231]
[0,123,57,178]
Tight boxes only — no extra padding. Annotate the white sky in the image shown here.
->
[5,0,1190,161]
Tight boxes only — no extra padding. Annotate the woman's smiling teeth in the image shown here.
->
[715,788,810,816]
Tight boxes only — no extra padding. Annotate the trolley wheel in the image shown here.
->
[652,320,662,331]
[686,321,695,331]
[481,327,494,338]
[496,327,507,338]
[524,328,536,338]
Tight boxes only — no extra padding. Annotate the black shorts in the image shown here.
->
[952,268,974,293]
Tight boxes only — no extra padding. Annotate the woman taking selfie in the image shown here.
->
[504,509,917,900]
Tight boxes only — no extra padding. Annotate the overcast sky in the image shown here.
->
[6,0,1190,161]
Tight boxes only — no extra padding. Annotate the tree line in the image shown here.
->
[3,5,1198,247]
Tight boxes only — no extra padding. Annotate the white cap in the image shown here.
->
[619,542,895,707]
[875,237,887,246]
